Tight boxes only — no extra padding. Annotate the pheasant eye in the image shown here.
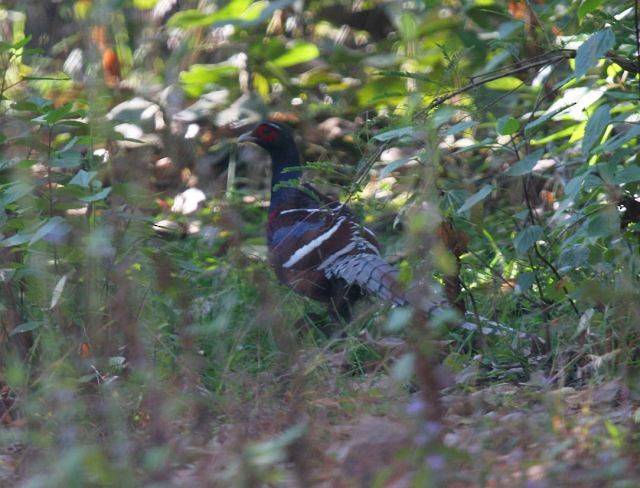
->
[256,124,278,143]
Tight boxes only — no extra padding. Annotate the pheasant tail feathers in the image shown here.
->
[326,253,408,307]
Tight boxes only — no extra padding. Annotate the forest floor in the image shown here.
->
[168,358,638,487]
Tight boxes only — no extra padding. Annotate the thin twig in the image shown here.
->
[417,50,576,118]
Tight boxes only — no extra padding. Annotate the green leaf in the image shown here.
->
[595,125,640,154]
[380,157,415,178]
[444,120,478,136]
[167,9,215,28]
[399,11,418,40]
[133,0,158,8]
[578,0,606,19]
[12,36,32,50]
[615,165,640,185]
[582,104,610,155]
[34,102,73,124]
[179,63,239,97]
[505,149,545,176]
[80,187,112,203]
[515,271,536,295]
[30,217,67,245]
[69,170,97,188]
[372,126,414,142]
[515,271,535,294]
[167,0,283,28]
[0,182,33,205]
[1,232,33,247]
[524,105,575,135]
[457,185,493,213]
[574,29,615,79]
[484,76,523,90]
[496,116,520,136]
[558,246,590,271]
[10,321,43,336]
[51,150,82,168]
[514,225,543,255]
[586,209,618,238]
[272,42,319,68]
[168,0,253,28]
[356,78,406,107]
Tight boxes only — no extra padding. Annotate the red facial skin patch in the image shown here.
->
[255,124,279,144]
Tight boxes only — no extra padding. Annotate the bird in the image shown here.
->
[239,120,408,321]
[239,121,543,347]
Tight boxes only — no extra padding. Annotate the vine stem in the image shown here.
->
[46,126,59,273]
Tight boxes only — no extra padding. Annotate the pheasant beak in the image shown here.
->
[237,131,258,144]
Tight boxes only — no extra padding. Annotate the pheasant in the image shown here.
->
[239,121,542,345]
[239,121,408,320]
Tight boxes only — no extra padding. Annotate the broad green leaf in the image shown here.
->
[399,11,418,40]
[574,29,615,79]
[515,271,535,294]
[80,187,112,203]
[505,149,545,176]
[51,150,82,168]
[485,76,523,90]
[524,105,573,135]
[30,216,67,245]
[10,321,43,336]
[169,0,253,28]
[558,246,590,271]
[582,104,610,154]
[564,172,587,200]
[69,170,97,188]
[497,116,520,136]
[429,106,459,129]
[444,120,478,136]
[373,126,414,142]
[586,209,618,238]
[168,0,286,28]
[133,0,158,8]
[514,225,543,255]
[544,86,605,122]
[356,78,406,107]
[33,102,74,124]
[272,42,319,68]
[237,1,269,22]
[615,165,640,185]
[168,10,215,28]
[180,63,239,97]
[380,157,415,178]
[0,182,33,205]
[578,0,606,19]
[595,125,640,154]
[457,185,493,213]
[1,232,33,247]
[11,36,32,50]
[180,63,239,85]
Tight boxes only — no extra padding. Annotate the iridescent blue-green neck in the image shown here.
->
[269,144,303,210]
